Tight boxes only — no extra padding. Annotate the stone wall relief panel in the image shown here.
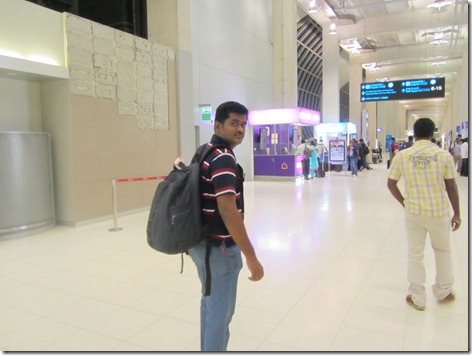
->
[65,14,173,130]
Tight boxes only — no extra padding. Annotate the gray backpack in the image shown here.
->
[146,144,223,296]
[147,144,222,254]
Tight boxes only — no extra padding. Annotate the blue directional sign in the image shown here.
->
[360,77,445,102]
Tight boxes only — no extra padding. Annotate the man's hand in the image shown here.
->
[451,215,461,231]
[246,256,264,281]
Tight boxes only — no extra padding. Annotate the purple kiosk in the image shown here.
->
[249,108,321,180]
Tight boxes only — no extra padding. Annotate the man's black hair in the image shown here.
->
[215,101,249,124]
[414,117,435,138]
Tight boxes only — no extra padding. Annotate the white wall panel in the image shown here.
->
[0,77,42,132]
[191,0,274,180]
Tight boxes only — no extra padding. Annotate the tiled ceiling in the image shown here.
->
[297,0,469,118]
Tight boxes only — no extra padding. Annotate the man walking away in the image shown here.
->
[188,101,264,351]
[387,117,461,311]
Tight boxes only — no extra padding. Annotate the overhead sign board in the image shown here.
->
[360,77,445,102]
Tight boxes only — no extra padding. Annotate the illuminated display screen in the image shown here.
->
[360,77,445,102]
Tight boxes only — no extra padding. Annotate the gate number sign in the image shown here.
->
[360,77,445,102]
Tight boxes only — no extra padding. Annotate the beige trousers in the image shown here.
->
[405,211,453,308]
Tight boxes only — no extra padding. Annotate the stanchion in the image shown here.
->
[108,175,166,232]
[109,178,123,232]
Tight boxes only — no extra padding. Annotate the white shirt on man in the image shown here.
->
[460,141,468,159]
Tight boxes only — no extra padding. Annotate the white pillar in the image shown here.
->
[322,26,340,122]
[272,0,298,108]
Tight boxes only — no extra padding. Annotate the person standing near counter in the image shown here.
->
[316,138,328,176]
[309,139,319,178]
[295,138,314,180]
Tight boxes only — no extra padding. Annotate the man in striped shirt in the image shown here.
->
[387,117,461,311]
[188,101,264,351]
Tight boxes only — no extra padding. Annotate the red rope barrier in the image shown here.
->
[109,175,167,232]
[115,176,167,183]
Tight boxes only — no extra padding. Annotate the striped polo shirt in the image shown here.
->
[200,135,244,245]
[388,139,457,217]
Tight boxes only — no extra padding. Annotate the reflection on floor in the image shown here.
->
[0,163,468,351]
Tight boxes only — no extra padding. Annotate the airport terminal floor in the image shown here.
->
[0,162,468,351]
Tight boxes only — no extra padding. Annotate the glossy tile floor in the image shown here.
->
[0,163,468,351]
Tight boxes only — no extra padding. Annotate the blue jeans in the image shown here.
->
[349,156,358,175]
[189,240,243,351]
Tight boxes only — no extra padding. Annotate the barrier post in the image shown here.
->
[109,178,123,232]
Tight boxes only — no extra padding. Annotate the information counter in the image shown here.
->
[249,107,320,180]
[254,154,303,179]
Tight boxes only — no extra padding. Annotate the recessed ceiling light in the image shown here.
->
[308,0,318,13]
[329,22,337,35]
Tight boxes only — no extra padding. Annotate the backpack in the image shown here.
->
[363,144,369,155]
[146,143,221,254]
[146,144,223,295]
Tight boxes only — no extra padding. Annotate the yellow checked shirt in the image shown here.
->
[388,140,457,217]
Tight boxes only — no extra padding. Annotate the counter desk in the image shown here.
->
[254,154,303,180]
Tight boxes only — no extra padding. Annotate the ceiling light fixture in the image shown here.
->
[431,61,446,66]
[427,0,453,10]
[340,38,365,55]
[329,22,337,35]
[362,62,377,70]
[430,39,449,45]
[426,31,450,45]
[361,62,382,72]
[308,0,318,14]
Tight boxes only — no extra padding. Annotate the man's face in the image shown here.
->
[215,112,247,149]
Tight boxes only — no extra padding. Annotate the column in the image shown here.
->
[147,0,195,160]
[272,0,298,108]
[322,26,340,122]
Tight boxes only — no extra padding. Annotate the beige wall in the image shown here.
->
[41,80,75,224]
[63,62,178,224]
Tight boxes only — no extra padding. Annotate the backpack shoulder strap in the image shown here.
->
[193,143,226,298]
[193,144,227,165]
